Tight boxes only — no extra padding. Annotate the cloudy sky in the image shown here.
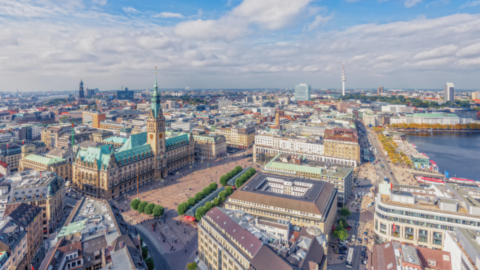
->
[2,0,480,91]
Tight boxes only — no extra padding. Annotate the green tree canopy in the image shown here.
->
[130,199,140,210]
[138,201,148,213]
[225,186,233,195]
[219,191,227,202]
[177,202,188,215]
[187,197,196,206]
[153,205,164,217]
[146,258,154,270]
[145,203,155,215]
[209,182,218,190]
[213,197,220,206]
[141,246,149,260]
[204,202,213,211]
[333,224,349,241]
[220,175,228,186]
[195,206,206,220]
[187,262,198,270]
[339,207,352,217]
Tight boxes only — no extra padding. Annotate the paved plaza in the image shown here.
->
[111,149,255,269]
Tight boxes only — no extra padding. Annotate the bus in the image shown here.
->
[346,247,354,268]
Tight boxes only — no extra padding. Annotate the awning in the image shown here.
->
[183,215,196,222]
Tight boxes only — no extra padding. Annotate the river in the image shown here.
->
[406,132,480,180]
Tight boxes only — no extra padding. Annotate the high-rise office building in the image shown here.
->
[295,83,311,101]
[444,82,455,102]
[472,91,480,100]
[217,98,232,109]
[79,79,85,98]
[378,86,384,95]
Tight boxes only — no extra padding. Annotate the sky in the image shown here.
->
[2,0,480,91]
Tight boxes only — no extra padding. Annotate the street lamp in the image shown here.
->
[189,185,191,197]
[176,171,179,188]
[203,177,205,188]
[161,179,164,196]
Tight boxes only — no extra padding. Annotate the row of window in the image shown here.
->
[378,205,480,227]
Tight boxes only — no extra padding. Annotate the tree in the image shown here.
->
[153,205,164,217]
[146,258,154,270]
[235,178,242,188]
[219,191,227,202]
[138,201,148,213]
[204,202,213,211]
[235,166,242,171]
[213,197,220,206]
[338,218,349,228]
[177,202,188,215]
[195,193,204,202]
[145,203,155,215]
[220,175,228,186]
[130,199,141,210]
[187,197,196,206]
[209,182,218,190]
[225,186,233,195]
[141,246,149,260]
[203,187,212,194]
[187,262,198,270]
[226,172,233,179]
[195,206,206,220]
[333,224,349,241]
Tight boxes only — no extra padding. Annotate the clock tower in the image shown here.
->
[147,68,166,178]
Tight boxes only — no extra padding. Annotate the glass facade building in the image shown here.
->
[295,83,311,101]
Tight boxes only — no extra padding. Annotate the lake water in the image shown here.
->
[406,132,480,180]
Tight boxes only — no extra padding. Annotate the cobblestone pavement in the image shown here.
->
[116,150,253,270]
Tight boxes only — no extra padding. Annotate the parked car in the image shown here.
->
[346,227,351,231]
[339,251,346,255]
[361,250,365,257]
[356,223,359,228]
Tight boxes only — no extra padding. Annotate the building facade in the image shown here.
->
[262,154,354,206]
[82,111,106,128]
[78,80,84,99]
[5,171,64,238]
[295,84,311,101]
[225,173,337,244]
[19,154,71,181]
[213,127,255,149]
[378,86,384,95]
[72,73,195,199]
[41,125,72,150]
[444,82,455,102]
[323,129,360,166]
[374,183,480,250]
[217,98,232,109]
[193,133,227,160]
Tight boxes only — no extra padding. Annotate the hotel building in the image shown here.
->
[374,183,480,250]
[225,172,337,244]
[198,207,328,270]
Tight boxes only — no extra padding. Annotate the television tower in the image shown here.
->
[341,62,346,96]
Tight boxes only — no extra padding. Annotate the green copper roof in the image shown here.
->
[56,220,87,239]
[165,133,189,150]
[265,159,323,175]
[413,113,458,118]
[77,144,113,170]
[25,154,66,165]
[103,136,128,144]
[151,72,162,119]
[115,132,152,165]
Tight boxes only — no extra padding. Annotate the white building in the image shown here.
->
[444,82,455,102]
[217,98,232,109]
[255,135,324,156]
[381,104,414,114]
[390,113,474,125]
[444,227,479,270]
[363,114,379,127]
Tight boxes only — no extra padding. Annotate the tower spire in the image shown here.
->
[154,66,158,93]
[341,61,346,96]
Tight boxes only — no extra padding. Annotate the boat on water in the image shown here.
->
[449,177,479,186]
[415,176,445,184]
[415,176,480,187]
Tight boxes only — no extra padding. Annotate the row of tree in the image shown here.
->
[374,127,412,166]
[177,183,220,215]
[235,168,256,188]
[130,199,164,217]
[194,186,234,220]
[220,166,244,186]
[141,245,154,270]
[332,207,352,241]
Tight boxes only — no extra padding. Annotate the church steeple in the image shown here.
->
[151,67,162,119]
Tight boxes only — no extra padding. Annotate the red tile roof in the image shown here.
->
[0,161,8,169]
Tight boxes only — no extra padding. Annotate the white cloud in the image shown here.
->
[92,0,107,6]
[3,0,480,90]
[174,0,313,40]
[306,14,333,31]
[460,1,480,8]
[122,7,140,15]
[152,12,184,18]
[413,45,458,59]
[457,42,480,57]
[405,0,422,7]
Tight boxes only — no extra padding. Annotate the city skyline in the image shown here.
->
[2,0,480,91]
